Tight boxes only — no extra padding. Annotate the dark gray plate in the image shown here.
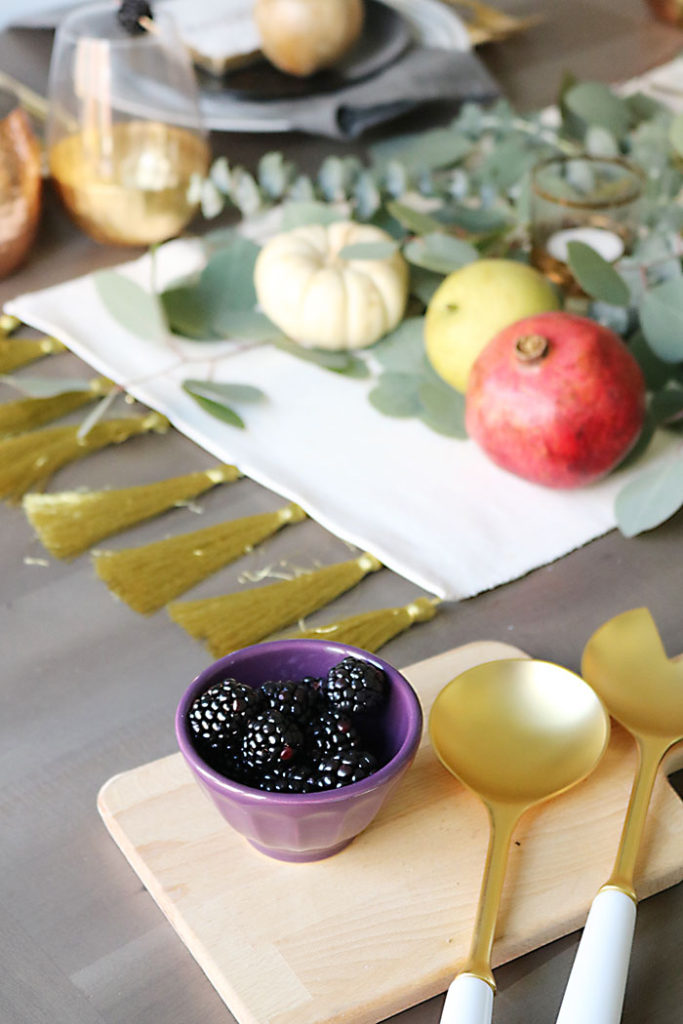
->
[201,0,412,101]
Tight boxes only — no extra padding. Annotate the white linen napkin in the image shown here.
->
[6,237,671,600]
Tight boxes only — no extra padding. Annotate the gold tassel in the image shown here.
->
[0,411,168,503]
[0,314,22,336]
[0,335,66,374]
[168,552,383,657]
[286,596,440,652]
[23,463,242,559]
[93,502,306,614]
[0,377,113,438]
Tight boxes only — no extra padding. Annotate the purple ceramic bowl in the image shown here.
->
[175,639,423,862]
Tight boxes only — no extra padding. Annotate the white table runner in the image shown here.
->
[7,236,671,599]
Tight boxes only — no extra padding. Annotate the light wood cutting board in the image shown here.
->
[98,640,683,1024]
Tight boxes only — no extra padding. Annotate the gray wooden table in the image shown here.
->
[1,3,682,1023]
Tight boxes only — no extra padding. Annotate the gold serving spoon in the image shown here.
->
[430,658,610,1024]
[555,608,683,1024]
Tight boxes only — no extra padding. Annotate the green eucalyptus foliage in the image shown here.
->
[103,77,683,534]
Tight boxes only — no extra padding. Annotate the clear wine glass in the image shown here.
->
[46,0,210,246]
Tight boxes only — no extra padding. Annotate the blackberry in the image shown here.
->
[117,0,153,34]
[188,678,264,757]
[320,657,387,714]
[315,749,378,789]
[257,762,315,794]
[241,709,304,772]
[261,678,319,725]
[306,708,360,765]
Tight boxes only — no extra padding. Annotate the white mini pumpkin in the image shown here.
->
[254,221,409,350]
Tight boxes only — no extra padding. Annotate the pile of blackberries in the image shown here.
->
[187,657,388,793]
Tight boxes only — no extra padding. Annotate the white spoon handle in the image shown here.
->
[440,974,494,1024]
[555,888,637,1024]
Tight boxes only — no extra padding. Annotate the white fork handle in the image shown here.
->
[555,888,637,1024]
[440,974,494,1024]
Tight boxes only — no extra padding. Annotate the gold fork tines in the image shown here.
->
[440,0,544,45]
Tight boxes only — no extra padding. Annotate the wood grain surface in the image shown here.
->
[98,641,683,1024]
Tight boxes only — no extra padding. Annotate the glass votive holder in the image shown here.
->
[530,155,643,295]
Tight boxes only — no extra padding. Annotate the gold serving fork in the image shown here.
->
[440,0,544,45]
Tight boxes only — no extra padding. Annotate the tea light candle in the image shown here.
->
[546,226,625,264]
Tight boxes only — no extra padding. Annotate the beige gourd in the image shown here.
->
[254,222,409,351]
[254,0,364,77]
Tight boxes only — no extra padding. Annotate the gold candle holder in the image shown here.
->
[530,155,643,296]
[0,88,42,279]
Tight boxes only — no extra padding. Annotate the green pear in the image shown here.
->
[424,259,560,392]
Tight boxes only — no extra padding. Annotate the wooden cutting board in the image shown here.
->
[98,641,683,1024]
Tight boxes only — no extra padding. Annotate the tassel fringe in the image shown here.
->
[0,411,168,503]
[168,552,383,657]
[23,462,241,559]
[287,596,440,652]
[0,335,66,374]
[0,314,22,336]
[0,377,113,438]
[93,502,306,614]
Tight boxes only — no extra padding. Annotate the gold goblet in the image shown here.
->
[46,1,210,247]
[0,88,42,279]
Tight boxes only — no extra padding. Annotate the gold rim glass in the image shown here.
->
[529,155,643,294]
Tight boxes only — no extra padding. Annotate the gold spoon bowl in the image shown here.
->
[430,658,610,1024]
[555,608,683,1024]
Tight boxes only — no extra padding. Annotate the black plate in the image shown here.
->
[201,0,412,101]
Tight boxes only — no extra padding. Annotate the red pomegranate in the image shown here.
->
[465,312,647,489]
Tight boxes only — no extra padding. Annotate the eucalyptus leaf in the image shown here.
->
[385,200,443,236]
[213,310,283,342]
[94,271,167,342]
[625,91,668,124]
[258,151,292,199]
[184,391,246,429]
[368,373,422,417]
[409,265,445,306]
[417,369,467,438]
[615,411,655,470]
[615,448,683,536]
[318,156,348,201]
[669,112,683,157]
[183,379,265,404]
[628,329,674,390]
[650,386,683,426]
[585,125,619,158]
[200,237,261,313]
[371,317,426,374]
[230,168,263,217]
[404,233,478,274]
[370,127,471,173]
[383,160,410,198]
[280,201,346,229]
[640,277,683,362]
[209,156,232,194]
[161,285,217,339]
[434,203,510,234]
[477,136,536,191]
[201,179,224,219]
[566,241,630,306]
[273,336,369,376]
[287,175,316,202]
[337,240,400,261]
[0,375,93,397]
[353,170,382,221]
[564,81,631,136]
